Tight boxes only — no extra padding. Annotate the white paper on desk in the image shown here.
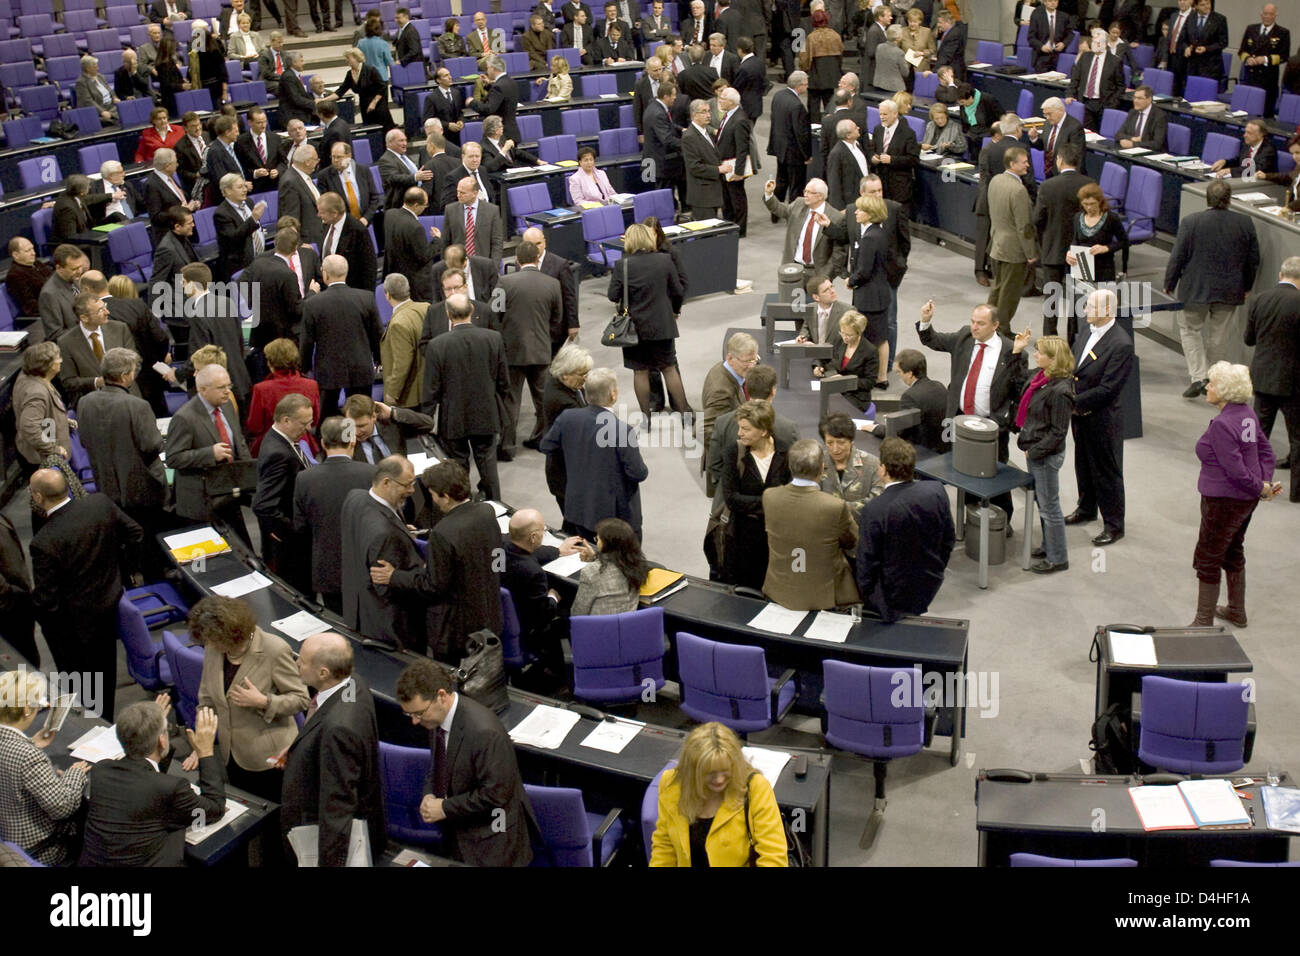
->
[803,610,853,643]
[742,746,791,788]
[852,418,872,431]
[661,224,686,235]
[809,379,820,391]
[540,530,566,550]
[68,724,124,762]
[185,799,250,844]
[534,162,563,171]
[599,92,621,99]
[272,610,331,643]
[748,603,808,634]
[543,551,586,578]
[164,527,222,551]
[406,451,439,475]
[1108,630,1157,667]
[1178,779,1249,827]
[774,338,802,347]
[608,192,635,203]
[1261,204,1287,216]
[509,704,581,749]
[487,500,510,517]
[580,717,643,754]
[1145,152,1174,162]
[1084,131,1105,143]
[692,217,726,228]
[211,571,272,598]
[287,819,372,866]
[967,61,992,69]
[1234,191,1274,203]
[1118,146,1151,155]
[1129,785,1197,830]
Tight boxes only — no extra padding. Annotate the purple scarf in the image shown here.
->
[1015,370,1048,429]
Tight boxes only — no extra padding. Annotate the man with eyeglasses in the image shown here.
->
[339,455,426,651]
[394,658,537,867]
[699,331,759,495]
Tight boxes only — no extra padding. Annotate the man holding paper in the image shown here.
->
[715,87,757,237]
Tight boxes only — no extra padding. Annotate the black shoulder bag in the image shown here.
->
[600,257,638,348]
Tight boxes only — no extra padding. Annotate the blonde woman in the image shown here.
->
[901,7,934,60]
[537,54,572,99]
[226,14,264,61]
[335,46,394,128]
[1012,332,1074,573]
[0,670,90,865]
[650,722,787,866]
[921,100,965,154]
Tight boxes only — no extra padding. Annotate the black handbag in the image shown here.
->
[47,118,79,140]
[455,628,509,715]
[743,771,809,867]
[201,459,258,509]
[600,258,639,348]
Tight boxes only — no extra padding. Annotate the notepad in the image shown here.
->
[640,568,685,599]
[543,551,586,578]
[748,603,808,634]
[164,527,230,563]
[1108,630,1157,666]
[509,704,581,749]
[1130,785,1198,830]
[1178,779,1250,827]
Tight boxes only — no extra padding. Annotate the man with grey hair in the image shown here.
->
[278,50,317,124]
[1066,287,1134,546]
[480,114,539,169]
[503,508,584,688]
[137,22,163,79]
[380,127,436,209]
[253,392,316,587]
[1026,96,1084,180]
[540,367,648,540]
[869,98,918,215]
[767,70,810,204]
[1164,177,1260,397]
[279,142,323,244]
[761,437,858,611]
[973,114,1031,286]
[763,176,840,278]
[381,272,426,412]
[825,118,868,211]
[1244,255,1300,493]
[165,362,252,541]
[214,173,267,280]
[79,697,224,867]
[317,190,376,291]
[699,332,758,491]
[93,160,138,222]
[682,97,724,221]
[469,55,522,145]
[715,85,755,236]
[301,254,382,414]
[144,147,200,242]
[256,30,287,94]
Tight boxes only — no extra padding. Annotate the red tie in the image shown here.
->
[800,213,814,264]
[256,135,266,163]
[212,407,232,446]
[1086,54,1102,99]
[465,204,476,256]
[962,342,987,415]
[275,51,283,74]
[1170,12,1185,53]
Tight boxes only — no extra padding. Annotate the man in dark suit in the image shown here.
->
[213,176,268,282]
[29,470,142,722]
[732,38,766,122]
[421,268,495,350]
[300,255,382,414]
[431,244,498,305]
[1185,0,1229,85]
[870,349,951,454]
[418,127,464,195]
[80,273,168,416]
[1066,288,1135,545]
[379,127,438,208]
[50,177,106,247]
[80,699,225,865]
[560,7,597,65]
[682,98,724,221]
[934,10,968,81]
[642,80,685,203]
[293,417,375,611]
[56,293,140,410]
[1066,30,1125,132]
[825,120,869,211]
[316,101,352,164]
[257,33,288,96]
[1157,0,1196,95]
[705,31,738,81]
[1027,0,1073,73]
[1245,257,1300,490]
[869,99,919,216]
[0,513,36,666]
[860,4,891,89]
[422,293,510,500]
[184,264,253,409]
[242,230,308,355]
[501,509,581,686]
[235,108,284,193]
[767,73,810,204]
[444,174,504,261]
[422,68,466,143]
[639,0,673,47]
[1210,119,1278,178]
[340,458,426,649]
[819,92,859,166]
[89,162,141,225]
[395,659,536,866]
[1239,5,1290,118]
[480,115,540,171]
[632,58,666,134]
[1033,144,1093,336]
[316,193,376,295]
[524,227,579,354]
[149,206,200,285]
[203,115,247,196]
[174,116,210,201]
[917,299,1027,523]
[441,139,498,207]
[598,0,633,45]
[1027,98,1085,179]
[855,437,955,622]
[385,187,444,304]
[38,247,88,343]
[277,53,318,125]
[715,87,756,236]
[540,368,648,539]
[251,392,314,587]
[469,57,522,145]
[278,143,325,245]
[371,461,503,659]
[497,242,562,457]
[1115,85,1168,151]
[677,44,719,100]
[344,395,434,466]
[281,633,385,865]
[164,363,253,542]
[394,7,423,65]
[148,0,192,22]
[680,0,711,48]
[1164,179,1260,397]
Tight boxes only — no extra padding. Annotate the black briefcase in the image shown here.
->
[202,459,259,507]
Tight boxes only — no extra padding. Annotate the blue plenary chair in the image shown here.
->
[1183,75,1218,102]
[579,203,624,269]
[1135,675,1250,774]
[580,72,616,98]
[1099,107,1126,139]
[539,133,577,163]
[823,660,925,849]
[1201,131,1239,167]
[975,40,1002,66]
[1098,161,1128,213]
[1278,93,1300,126]
[1016,87,1034,119]
[1165,121,1191,155]
[2,115,41,147]
[19,155,62,191]
[161,629,204,726]
[632,188,674,224]
[1143,66,1173,96]
[77,141,117,175]
[505,182,552,234]
[569,606,666,705]
[597,126,637,157]
[118,596,173,693]
[639,760,674,862]
[107,221,153,282]
[913,71,937,99]
[1010,853,1138,867]
[1122,165,1160,244]
[352,138,374,165]
[378,741,446,848]
[675,632,796,736]
[1210,859,1300,867]
[460,119,482,144]
[117,95,156,127]
[498,587,533,673]
[561,107,599,136]
[517,113,543,142]
[525,783,624,867]
[125,580,191,629]
[1229,84,1264,115]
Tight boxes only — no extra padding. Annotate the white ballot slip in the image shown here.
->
[742,746,792,788]
[185,799,250,844]
[580,717,643,754]
[287,819,372,866]
[272,610,331,643]
[211,571,272,598]
[508,704,581,749]
[1108,630,1157,667]
[543,551,586,578]
[68,724,124,762]
[803,611,853,643]
[748,603,809,634]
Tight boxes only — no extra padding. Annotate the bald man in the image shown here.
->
[280,632,385,867]
[300,254,383,415]
[1238,4,1289,118]
[501,509,583,689]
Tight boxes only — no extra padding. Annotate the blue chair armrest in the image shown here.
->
[592,806,622,867]
[771,667,797,722]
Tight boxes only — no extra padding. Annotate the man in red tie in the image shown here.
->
[1065,28,1122,132]
[916,298,1028,526]
[1157,0,1195,95]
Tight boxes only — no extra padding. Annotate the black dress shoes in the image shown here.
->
[1092,529,1123,546]
[1031,546,1046,559]
[1063,510,1095,525]
[1182,379,1208,398]
[522,437,542,451]
[1029,559,1069,574]
[497,447,515,461]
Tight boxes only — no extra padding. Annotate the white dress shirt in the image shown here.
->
[1079,318,1115,366]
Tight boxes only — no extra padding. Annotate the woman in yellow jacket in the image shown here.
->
[650,723,788,866]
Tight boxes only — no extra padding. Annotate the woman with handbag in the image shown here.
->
[650,722,788,866]
[605,224,690,420]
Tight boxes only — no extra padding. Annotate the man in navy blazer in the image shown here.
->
[856,437,955,622]
[934,10,967,81]
[1027,0,1073,73]
[539,368,648,540]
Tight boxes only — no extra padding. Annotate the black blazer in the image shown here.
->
[677,63,719,101]
[326,214,378,293]
[278,169,325,244]
[825,140,866,211]
[469,75,522,144]
[541,375,585,497]
[935,21,968,79]
[395,21,423,65]
[203,139,246,186]
[1115,105,1167,150]
[188,290,253,405]
[632,72,657,132]
[975,134,1035,214]
[869,121,919,205]
[1245,282,1300,398]
[847,223,891,314]
[1038,115,1086,174]
[420,296,494,353]
[918,324,1026,430]
[1072,321,1134,433]
[481,137,539,172]
[856,480,954,622]
[106,295,169,400]
[51,194,101,244]
[422,85,466,141]
[1188,11,1229,79]
[716,107,757,174]
[560,21,596,63]
[422,323,510,439]
[30,493,142,622]
[384,207,443,303]
[300,283,381,390]
[538,251,578,342]
[1016,371,1075,460]
[767,87,810,163]
[79,755,225,867]
[1033,167,1093,266]
[150,231,198,284]
[423,693,535,866]
[1164,207,1260,307]
[503,541,560,642]
[609,251,683,341]
[733,55,766,121]
[293,455,376,594]
[235,129,285,188]
[1225,140,1278,176]
[213,198,263,281]
[242,253,303,350]
[340,488,427,649]
[278,69,318,125]
[1067,50,1125,107]
[1026,4,1073,72]
[319,162,382,222]
[643,98,684,180]
[898,376,950,453]
[251,426,304,539]
[823,336,879,409]
[280,675,385,866]
[431,256,498,303]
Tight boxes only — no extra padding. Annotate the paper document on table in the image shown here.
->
[1130,786,1197,830]
[1261,786,1300,834]
[509,704,581,749]
[406,451,439,474]
[803,610,853,643]
[1118,146,1150,155]
[1084,131,1105,143]
[1177,779,1249,827]
[1108,630,1157,666]
[748,603,808,634]
[1145,152,1174,162]
[272,610,331,643]
[164,527,223,551]
[580,717,643,753]
[1234,191,1274,203]
[185,799,250,844]
[852,419,872,431]
[774,338,802,347]
[543,551,586,578]
[540,530,566,549]
[211,571,272,598]
[742,746,791,788]
[69,725,124,762]
[487,500,510,517]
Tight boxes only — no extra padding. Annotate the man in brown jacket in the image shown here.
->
[986,146,1039,332]
[762,438,858,610]
[380,273,427,412]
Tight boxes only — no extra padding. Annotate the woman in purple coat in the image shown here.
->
[1191,361,1283,627]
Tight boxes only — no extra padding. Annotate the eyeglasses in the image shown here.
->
[401,699,435,721]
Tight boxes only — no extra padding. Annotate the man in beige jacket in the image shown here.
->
[380,273,428,412]
[986,145,1039,331]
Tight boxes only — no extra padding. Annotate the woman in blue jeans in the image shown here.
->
[1012,332,1076,573]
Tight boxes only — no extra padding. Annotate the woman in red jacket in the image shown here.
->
[245,338,321,455]
[133,106,184,165]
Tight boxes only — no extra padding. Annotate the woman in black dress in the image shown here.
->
[1065,182,1129,281]
[156,34,186,118]
[813,310,879,410]
[542,343,592,515]
[719,401,792,590]
[608,223,689,419]
[336,46,396,130]
[846,194,892,388]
